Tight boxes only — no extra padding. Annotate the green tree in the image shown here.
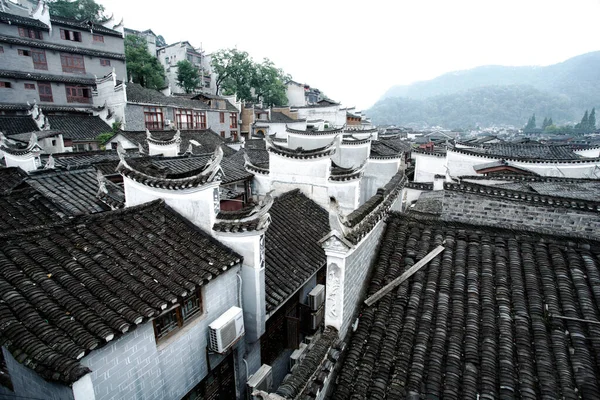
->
[542,117,549,129]
[125,35,165,89]
[524,113,536,130]
[589,108,596,130]
[48,0,107,22]
[212,49,291,105]
[575,110,589,131]
[212,49,255,101]
[156,35,167,48]
[252,58,290,107]
[176,60,201,94]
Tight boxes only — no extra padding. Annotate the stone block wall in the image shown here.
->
[340,220,386,338]
[441,190,600,239]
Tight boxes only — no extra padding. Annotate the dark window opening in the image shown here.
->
[19,27,43,40]
[0,82,12,88]
[60,29,82,42]
[66,85,92,103]
[18,49,30,56]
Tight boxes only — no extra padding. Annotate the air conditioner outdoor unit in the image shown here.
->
[310,306,325,330]
[247,364,273,399]
[208,306,244,353]
[308,284,325,311]
[289,343,308,370]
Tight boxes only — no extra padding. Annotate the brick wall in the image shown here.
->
[341,220,386,338]
[81,266,243,400]
[0,347,74,400]
[441,190,600,239]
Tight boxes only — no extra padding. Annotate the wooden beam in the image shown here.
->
[549,313,600,326]
[364,245,445,307]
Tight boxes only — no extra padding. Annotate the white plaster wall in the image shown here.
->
[3,152,39,172]
[413,153,446,182]
[287,132,337,151]
[271,181,330,210]
[328,180,360,214]
[148,141,180,156]
[574,147,600,158]
[447,149,600,179]
[286,84,306,107]
[295,106,344,128]
[251,174,271,198]
[269,154,330,185]
[106,134,137,150]
[124,177,219,233]
[361,158,401,203]
[96,74,127,123]
[335,142,370,168]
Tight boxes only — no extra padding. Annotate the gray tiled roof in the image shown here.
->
[120,129,236,157]
[0,69,95,85]
[495,180,600,202]
[47,115,111,141]
[467,143,584,160]
[0,34,126,60]
[26,168,120,215]
[0,187,64,230]
[335,214,600,399]
[0,115,39,135]
[126,83,210,110]
[0,200,241,384]
[0,167,27,194]
[0,11,49,29]
[265,190,329,313]
[49,16,122,37]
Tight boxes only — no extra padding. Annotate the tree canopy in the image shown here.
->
[124,35,165,90]
[524,114,536,130]
[176,60,201,94]
[574,108,597,132]
[48,0,107,22]
[212,49,289,106]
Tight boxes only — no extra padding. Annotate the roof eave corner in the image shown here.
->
[319,230,354,255]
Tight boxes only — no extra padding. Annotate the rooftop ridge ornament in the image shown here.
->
[44,154,55,169]
[96,169,108,195]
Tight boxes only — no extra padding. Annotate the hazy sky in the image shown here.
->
[97,0,599,110]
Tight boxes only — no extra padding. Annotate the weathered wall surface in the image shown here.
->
[0,347,75,400]
[441,189,600,239]
[340,219,386,338]
[81,267,242,400]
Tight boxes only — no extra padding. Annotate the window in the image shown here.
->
[92,34,104,43]
[19,27,43,40]
[153,290,202,341]
[31,49,47,70]
[144,107,164,129]
[60,54,85,73]
[18,49,30,56]
[51,139,56,146]
[38,82,52,101]
[230,113,238,129]
[60,29,82,42]
[175,109,194,129]
[231,131,238,142]
[220,131,225,138]
[0,46,4,53]
[65,85,92,103]
[219,112,225,123]
[24,83,35,89]
[100,59,111,66]
[0,82,11,88]
[194,111,206,129]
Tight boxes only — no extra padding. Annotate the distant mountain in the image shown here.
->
[371,52,600,128]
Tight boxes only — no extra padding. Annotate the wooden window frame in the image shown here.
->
[0,46,3,53]
[31,49,47,70]
[153,289,203,342]
[60,53,86,74]
[38,82,52,102]
[220,131,225,138]
[92,34,104,43]
[24,83,35,90]
[18,49,30,56]
[60,29,82,42]
[144,107,164,130]
[65,85,92,104]
[219,112,225,123]
[229,113,238,129]
[195,111,207,129]
[175,109,194,130]
[19,27,43,40]
[0,82,11,88]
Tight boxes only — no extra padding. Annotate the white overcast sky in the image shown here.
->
[97,0,600,110]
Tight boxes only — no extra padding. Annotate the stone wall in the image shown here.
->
[81,266,244,400]
[340,219,386,338]
[441,189,600,239]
